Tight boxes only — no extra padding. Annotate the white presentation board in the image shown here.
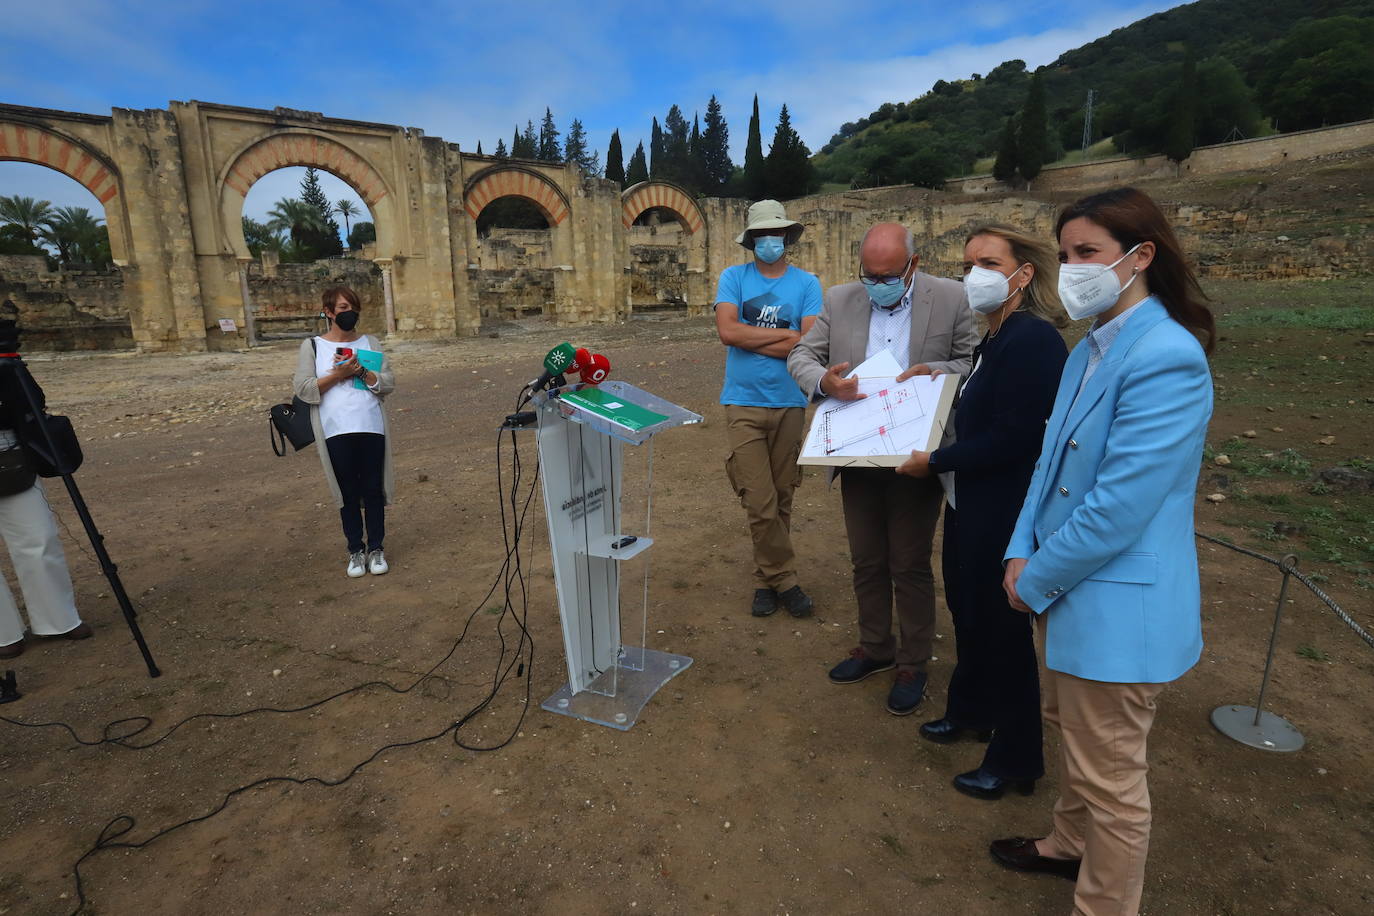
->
[798,350,958,468]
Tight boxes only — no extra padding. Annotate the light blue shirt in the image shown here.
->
[716,262,822,408]
[1076,297,1150,395]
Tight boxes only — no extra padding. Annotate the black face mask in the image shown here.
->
[333,310,360,332]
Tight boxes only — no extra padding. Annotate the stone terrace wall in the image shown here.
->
[947,119,1374,195]
[246,258,386,338]
[471,268,555,323]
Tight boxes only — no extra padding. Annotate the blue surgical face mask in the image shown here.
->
[753,236,785,264]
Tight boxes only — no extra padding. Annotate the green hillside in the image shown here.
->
[813,0,1374,189]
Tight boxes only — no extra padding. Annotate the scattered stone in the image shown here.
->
[272,668,282,677]
[1242,430,1257,438]
[1271,427,1283,432]
[1214,455,1231,467]
[1206,493,1227,503]
[1316,435,1336,446]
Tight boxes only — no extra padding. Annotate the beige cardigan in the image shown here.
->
[292,334,397,508]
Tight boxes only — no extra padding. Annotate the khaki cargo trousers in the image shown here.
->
[723,404,805,593]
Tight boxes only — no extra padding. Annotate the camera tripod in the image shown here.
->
[0,350,160,678]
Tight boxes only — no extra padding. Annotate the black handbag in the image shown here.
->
[0,442,36,496]
[270,397,315,456]
[21,413,83,477]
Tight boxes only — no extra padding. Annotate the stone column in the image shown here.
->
[375,258,396,335]
[236,259,257,346]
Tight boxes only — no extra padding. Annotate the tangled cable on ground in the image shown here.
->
[4,411,543,915]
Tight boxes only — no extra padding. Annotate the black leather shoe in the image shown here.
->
[918,718,994,744]
[751,589,778,617]
[989,837,1080,881]
[954,767,1036,800]
[828,648,895,684]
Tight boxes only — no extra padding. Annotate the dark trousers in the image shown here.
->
[326,432,386,553]
[941,507,1044,781]
[839,467,943,670]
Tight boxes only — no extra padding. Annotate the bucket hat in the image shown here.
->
[736,199,804,249]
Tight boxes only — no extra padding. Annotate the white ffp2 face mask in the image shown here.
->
[1058,243,1142,320]
[965,263,1028,315]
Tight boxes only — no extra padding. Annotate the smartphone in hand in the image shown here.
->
[334,346,354,368]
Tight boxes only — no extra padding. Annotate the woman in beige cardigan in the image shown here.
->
[292,286,396,578]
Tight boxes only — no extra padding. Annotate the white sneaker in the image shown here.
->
[346,550,367,578]
[367,548,389,576]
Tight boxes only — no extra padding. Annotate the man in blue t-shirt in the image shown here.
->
[714,199,822,619]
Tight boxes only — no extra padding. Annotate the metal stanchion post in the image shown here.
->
[1211,553,1304,751]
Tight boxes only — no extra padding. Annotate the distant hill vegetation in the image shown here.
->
[813,0,1374,190]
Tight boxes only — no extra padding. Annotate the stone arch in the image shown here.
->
[463,165,570,226]
[621,181,705,234]
[217,129,398,259]
[0,119,132,263]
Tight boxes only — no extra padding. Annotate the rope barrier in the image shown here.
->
[1196,530,1374,650]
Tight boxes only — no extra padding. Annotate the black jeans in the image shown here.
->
[326,432,385,553]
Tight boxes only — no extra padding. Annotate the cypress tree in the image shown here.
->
[518,120,538,158]
[1165,45,1198,162]
[764,104,814,200]
[476,140,484,156]
[743,94,765,199]
[688,113,708,194]
[662,105,690,184]
[625,141,649,185]
[605,130,625,185]
[538,108,561,161]
[1018,72,1047,185]
[992,115,1019,184]
[649,117,663,177]
[702,94,733,192]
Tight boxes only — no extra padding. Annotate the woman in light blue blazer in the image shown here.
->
[990,188,1215,916]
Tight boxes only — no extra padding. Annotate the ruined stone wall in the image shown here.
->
[0,257,133,350]
[627,222,690,310]
[246,258,385,337]
[470,268,555,322]
[474,229,553,270]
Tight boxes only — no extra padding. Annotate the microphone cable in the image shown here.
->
[4,423,543,915]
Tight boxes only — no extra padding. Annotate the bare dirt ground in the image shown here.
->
[1,287,1371,916]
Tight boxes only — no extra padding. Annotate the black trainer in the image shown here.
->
[828,647,896,684]
[778,585,813,618]
[751,588,778,617]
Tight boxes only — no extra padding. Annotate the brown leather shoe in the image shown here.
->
[0,639,23,659]
[35,622,92,641]
[989,837,1081,881]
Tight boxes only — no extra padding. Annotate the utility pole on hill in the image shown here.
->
[1081,89,1095,152]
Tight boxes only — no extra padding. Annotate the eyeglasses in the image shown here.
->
[860,256,913,287]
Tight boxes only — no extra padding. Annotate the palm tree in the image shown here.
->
[266,198,327,246]
[42,206,105,265]
[333,199,360,236]
[0,195,55,244]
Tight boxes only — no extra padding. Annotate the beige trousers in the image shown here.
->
[1039,664,1166,916]
[0,482,82,647]
[723,405,804,592]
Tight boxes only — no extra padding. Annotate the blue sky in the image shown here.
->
[1,0,1181,231]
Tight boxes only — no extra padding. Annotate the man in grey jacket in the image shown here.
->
[788,222,976,715]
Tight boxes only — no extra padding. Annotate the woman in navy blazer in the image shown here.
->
[897,224,1067,801]
[991,188,1215,916]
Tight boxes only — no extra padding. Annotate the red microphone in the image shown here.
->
[582,353,611,384]
[568,347,593,377]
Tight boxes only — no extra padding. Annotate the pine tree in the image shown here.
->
[743,94,766,200]
[992,115,1019,184]
[516,120,538,158]
[625,141,649,185]
[649,117,663,178]
[298,167,342,258]
[495,138,508,158]
[1018,72,1047,185]
[764,104,814,200]
[702,95,733,192]
[662,105,690,184]
[538,108,561,161]
[1165,45,1198,162]
[605,130,625,185]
